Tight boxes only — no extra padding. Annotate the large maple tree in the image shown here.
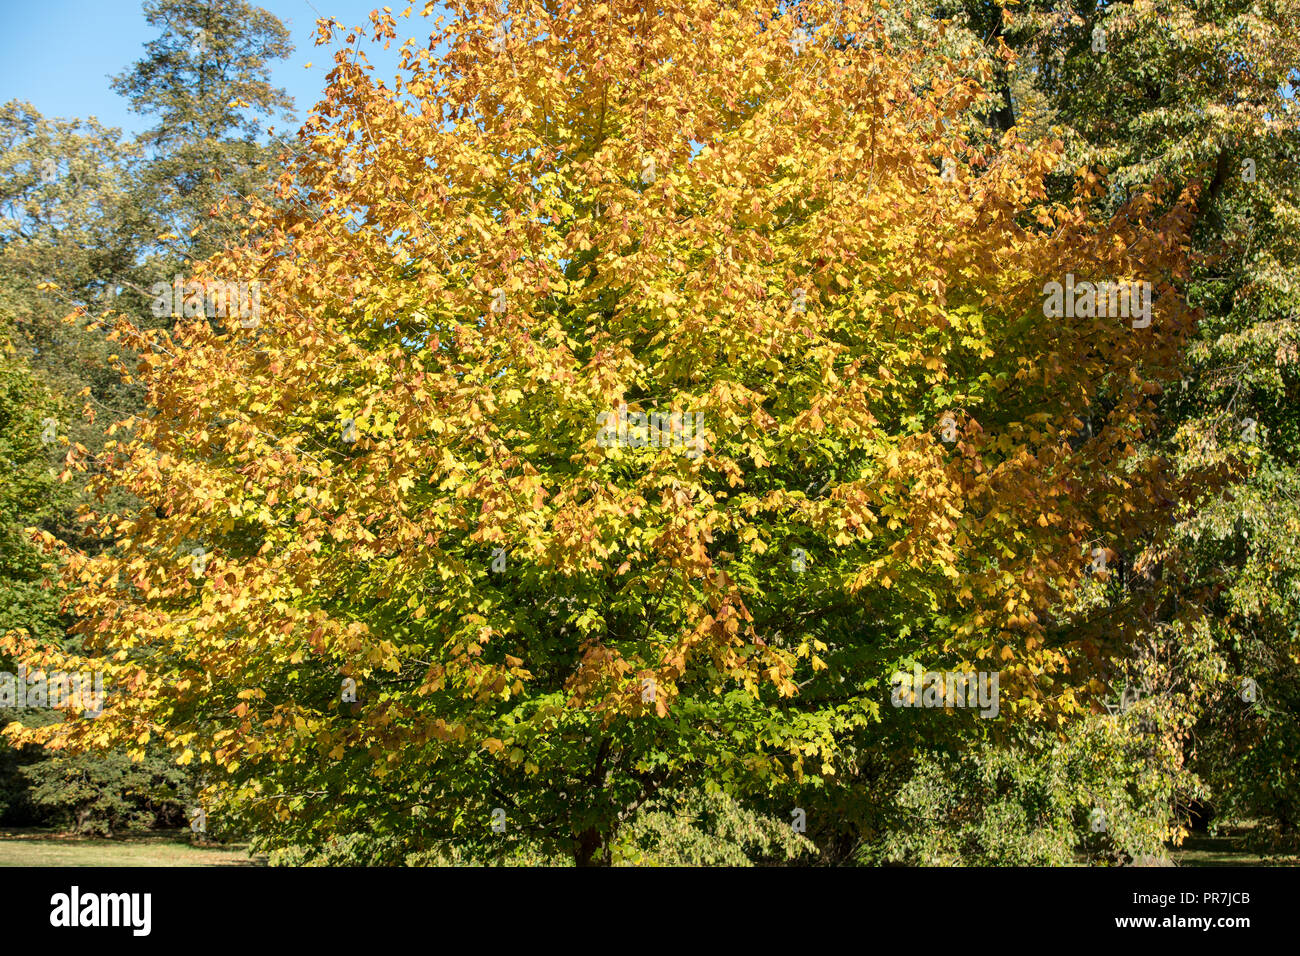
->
[4,0,1194,863]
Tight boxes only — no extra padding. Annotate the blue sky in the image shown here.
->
[0,0,412,137]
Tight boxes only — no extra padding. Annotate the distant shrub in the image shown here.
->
[13,742,191,836]
[859,718,1199,866]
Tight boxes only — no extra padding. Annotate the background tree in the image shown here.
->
[111,0,296,265]
[0,102,147,532]
[0,309,70,823]
[0,0,296,834]
[991,0,1300,848]
[774,0,1300,859]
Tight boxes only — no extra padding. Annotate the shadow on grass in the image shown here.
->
[1171,825,1300,867]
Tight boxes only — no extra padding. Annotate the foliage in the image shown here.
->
[0,314,64,822]
[1,0,1197,864]
[14,752,192,836]
[0,310,65,644]
[268,830,572,866]
[989,0,1300,846]
[110,0,296,263]
[265,786,811,866]
[608,786,815,865]
[860,715,1203,867]
[0,0,296,835]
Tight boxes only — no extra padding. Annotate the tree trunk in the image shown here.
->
[574,827,604,866]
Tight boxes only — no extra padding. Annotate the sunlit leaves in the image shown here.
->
[2,0,1194,861]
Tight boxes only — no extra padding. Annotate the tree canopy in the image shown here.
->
[3,0,1204,863]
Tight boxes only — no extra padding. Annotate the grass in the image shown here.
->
[0,825,1294,867]
[1170,825,1300,867]
[0,829,265,867]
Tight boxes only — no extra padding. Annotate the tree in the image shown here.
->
[0,311,64,650]
[0,102,148,515]
[987,0,1300,846]
[111,0,295,265]
[0,308,69,822]
[0,0,298,834]
[4,0,1193,864]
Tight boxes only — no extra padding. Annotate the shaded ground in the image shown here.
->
[0,826,1294,866]
[1171,825,1300,867]
[0,829,265,866]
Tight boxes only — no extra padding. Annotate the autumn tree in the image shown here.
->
[4,0,1193,864]
[977,0,1300,845]
[0,0,297,832]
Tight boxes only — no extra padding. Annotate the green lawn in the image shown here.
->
[0,829,264,867]
[0,826,1293,867]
